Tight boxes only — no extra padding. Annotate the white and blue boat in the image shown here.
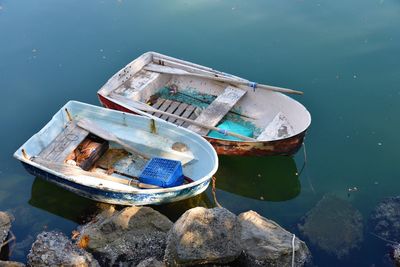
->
[14,101,218,206]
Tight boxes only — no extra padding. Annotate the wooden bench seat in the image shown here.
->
[187,86,246,135]
[35,121,89,163]
[256,112,295,141]
[112,70,170,102]
[151,98,200,127]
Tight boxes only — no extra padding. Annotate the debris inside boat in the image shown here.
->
[14,101,218,206]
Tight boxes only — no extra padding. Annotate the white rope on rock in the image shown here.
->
[292,234,296,267]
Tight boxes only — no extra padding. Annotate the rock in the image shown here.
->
[164,207,241,266]
[394,244,400,267]
[136,257,165,267]
[0,211,13,244]
[238,210,310,267]
[27,231,99,267]
[0,261,25,267]
[298,195,363,258]
[370,196,400,242]
[77,206,173,266]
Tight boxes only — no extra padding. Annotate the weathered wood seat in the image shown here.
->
[187,86,246,135]
[35,121,89,163]
[257,112,295,141]
[113,70,170,102]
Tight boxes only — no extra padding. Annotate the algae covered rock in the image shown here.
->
[27,231,99,267]
[238,210,310,267]
[370,196,400,242]
[164,207,241,266]
[298,195,363,258]
[0,211,13,245]
[77,206,173,266]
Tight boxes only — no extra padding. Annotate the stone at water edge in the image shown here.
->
[76,206,173,266]
[136,257,165,267]
[238,210,310,267]
[0,261,25,267]
[27,231,99,267]
[0,211,13,245]
[298,195,363,259]
[370,196,400,242]
[164,207,242,266]
[394,244,400,267]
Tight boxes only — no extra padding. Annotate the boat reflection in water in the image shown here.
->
[29,176,215,223]
[29,177,103,224]
[215,156,301,202]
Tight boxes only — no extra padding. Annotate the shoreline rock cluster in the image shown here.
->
[1,206,310,267]
[74,206,310,266]
[3,195,400,266]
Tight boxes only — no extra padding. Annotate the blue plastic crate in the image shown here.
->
[139,157,184,188]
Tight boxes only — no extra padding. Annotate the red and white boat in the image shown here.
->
[97,52,311,156]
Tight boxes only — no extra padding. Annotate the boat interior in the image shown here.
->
[16,102,217,191]
[101,52,311,142]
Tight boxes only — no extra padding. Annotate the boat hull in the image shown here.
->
[22,162,210,206]
[98,94,305,156]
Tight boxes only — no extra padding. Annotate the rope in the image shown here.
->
[370,232,398,245]
[211,176,222,208]
[248,82,258,92]
[217,128,228,136]
[291,234,296,267]
[298,142,315,194]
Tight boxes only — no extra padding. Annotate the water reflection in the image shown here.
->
[152,192,214,222]
[28,177,101,224]
[215,156,300,202]
[30,176,215,223]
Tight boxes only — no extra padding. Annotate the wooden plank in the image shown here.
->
[151,98,165,116]
[175,105,196,126]
[257,112,295,141]
[32,158,160,189]
[161,101,180,121]
[155,99,172,118]
[37,122,89,163]
[182,108,200,128]
[152,56,234,80]
[168,102,188,123]
[187,86,246,135]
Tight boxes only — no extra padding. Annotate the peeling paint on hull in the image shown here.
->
[98,94,306,156]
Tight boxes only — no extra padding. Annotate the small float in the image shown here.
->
[97,51,311,156]
[14,101,218,205]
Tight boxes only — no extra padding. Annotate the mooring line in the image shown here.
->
[211,176,222,208]
[298,142,315,194]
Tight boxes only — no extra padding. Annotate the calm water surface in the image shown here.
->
[1,1,400,265]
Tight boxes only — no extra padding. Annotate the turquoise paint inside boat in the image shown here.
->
[207,120,254,141]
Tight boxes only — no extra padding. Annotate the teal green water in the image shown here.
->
[1,1,400,265]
